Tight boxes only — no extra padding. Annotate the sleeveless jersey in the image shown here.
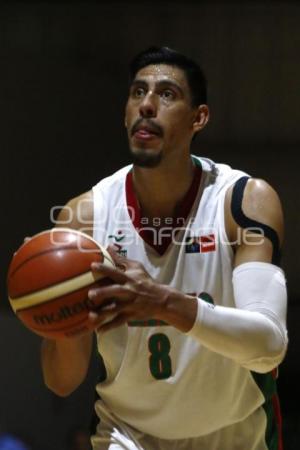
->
[92,156,277,440]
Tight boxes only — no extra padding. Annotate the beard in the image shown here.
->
[129,147,163,168]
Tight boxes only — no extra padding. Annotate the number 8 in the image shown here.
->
[148,333,172,380]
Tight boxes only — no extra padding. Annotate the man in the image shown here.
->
[42,47,288,449]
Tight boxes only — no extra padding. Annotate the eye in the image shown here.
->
[133,87,146,98]
[161,90,175,100]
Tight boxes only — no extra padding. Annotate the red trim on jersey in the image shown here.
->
[271,368,283,450]
[272,394,283,450]
[125,164,202,255]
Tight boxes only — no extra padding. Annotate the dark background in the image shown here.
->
[0,1,299,449]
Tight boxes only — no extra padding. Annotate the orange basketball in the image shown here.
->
[7,228,115,339]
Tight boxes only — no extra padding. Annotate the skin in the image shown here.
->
[41,64,284,396]
[125,65,209,220]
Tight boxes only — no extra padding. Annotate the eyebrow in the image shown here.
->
[131,78,184,96]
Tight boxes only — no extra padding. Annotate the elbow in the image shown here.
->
[45,382,76,397]
[44,379,80,397]
[243,353,285,374]
[42,373,83,397]
[241,332,288,374]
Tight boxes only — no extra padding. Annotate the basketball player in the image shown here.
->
[41,47,288,449]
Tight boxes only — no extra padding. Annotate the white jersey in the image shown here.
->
[92,156,278,440]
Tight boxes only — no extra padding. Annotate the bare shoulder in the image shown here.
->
[242,178,284,243]
[225,178,284,245]
[55,190,94,236]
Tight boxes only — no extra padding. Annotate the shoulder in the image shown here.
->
[242,178,283,228]
[56,190,93,237]
[93,165,132,192]
[225,177,284,246]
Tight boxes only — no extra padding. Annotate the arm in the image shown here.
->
[41,334,94,397]
[88,179,287,374]
[41,191,95,396]
[180,178,287,372]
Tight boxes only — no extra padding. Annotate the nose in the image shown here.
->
[139,92,157,118]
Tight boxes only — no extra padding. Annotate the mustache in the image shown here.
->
[131,119,163,136]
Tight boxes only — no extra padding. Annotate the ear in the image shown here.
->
[192,104,209,134]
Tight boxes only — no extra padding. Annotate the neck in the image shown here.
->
[132,154,195,219]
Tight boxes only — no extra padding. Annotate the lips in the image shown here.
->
[132,122,162,141]
[134,129,158,140]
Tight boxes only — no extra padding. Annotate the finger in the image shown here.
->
[106,245,127,271]
[100,301,118,312]
[98,313,128,333]
[91,262,129,284]
[88,310,118,328]
[88,284,133,303]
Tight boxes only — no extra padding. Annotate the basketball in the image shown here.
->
[7,228,115,339]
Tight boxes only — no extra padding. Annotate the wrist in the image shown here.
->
[159,287,198,333]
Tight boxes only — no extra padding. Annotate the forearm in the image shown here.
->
[162,263,288,373]
[89,255,287,373]
[41,333,93,396]
[186,300,286,372]
[164,294,286,373]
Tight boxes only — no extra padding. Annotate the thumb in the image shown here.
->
[106,245,127,271]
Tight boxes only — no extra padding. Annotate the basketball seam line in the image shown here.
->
[8,245,101,278]
[9,270,108,311]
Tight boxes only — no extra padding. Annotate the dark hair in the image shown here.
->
[129,46,207,107]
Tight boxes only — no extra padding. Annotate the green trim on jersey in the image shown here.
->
[251,371,282,450]
[191,155,202,168]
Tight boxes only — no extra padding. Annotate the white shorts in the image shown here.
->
[91,400,271,450]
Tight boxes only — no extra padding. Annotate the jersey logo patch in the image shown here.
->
[185,234,216,253]
[108,231,128,257]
